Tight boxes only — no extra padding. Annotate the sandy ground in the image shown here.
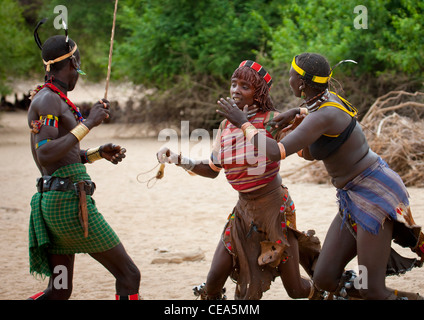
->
[1,97,423,300]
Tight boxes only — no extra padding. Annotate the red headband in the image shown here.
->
[239,60,273,88]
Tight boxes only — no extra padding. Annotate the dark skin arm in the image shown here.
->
[283,114,315,160]
[30,133,44,174]
[155,103,261,179]
[217,96,379,188]
[28,89,122,175]
[266,107,300,129]
[156,146,219,179]
[80,144,126,165]
[186,162,220,178]
[28,90,82,169]
[216,97,332,161]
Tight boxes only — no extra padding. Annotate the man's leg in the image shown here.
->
[28,254,75,300]
[89,243,140,299]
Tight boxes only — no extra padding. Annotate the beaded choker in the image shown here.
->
[297,89,330,113]
[305,89,331,112]
[300,89,358,115]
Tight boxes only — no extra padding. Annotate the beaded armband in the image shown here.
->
[35,139,51,149]
[31,115,60,134]
[42,115,59,128]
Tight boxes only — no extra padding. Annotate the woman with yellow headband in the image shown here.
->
[218,53,424,300]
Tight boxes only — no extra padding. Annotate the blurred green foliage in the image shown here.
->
[270,0,424,76]
[1,0,422,95]
[0,0,39,95]
[114,0,282,86]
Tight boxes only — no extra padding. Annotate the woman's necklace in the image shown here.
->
[299,89,330,113]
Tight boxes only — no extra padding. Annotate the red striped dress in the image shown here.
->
[211,111,281,192]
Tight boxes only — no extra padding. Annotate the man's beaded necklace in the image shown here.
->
[32,81,84,122]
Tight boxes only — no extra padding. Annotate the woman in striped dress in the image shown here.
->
[158,61,321,300]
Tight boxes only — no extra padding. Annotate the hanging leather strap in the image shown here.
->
[77,181,89,238]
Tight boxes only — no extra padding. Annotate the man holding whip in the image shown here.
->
[27,2,140,300]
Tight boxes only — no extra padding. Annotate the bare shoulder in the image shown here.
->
[313,99,353,134]
[30,88,63,113]
[28,88,63,125]
[317,98,352,121]
[305,106,336,126]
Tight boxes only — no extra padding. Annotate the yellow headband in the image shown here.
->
[43,44,78,72]
[291,56,332,84]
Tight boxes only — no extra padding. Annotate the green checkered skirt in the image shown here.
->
[29,163,120,278]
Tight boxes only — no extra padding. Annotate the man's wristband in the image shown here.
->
[70,123,89,141]
[86,146,103,163]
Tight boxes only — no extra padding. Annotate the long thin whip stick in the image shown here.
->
[104,0,119,100]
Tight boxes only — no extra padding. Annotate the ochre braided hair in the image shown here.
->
[231,66,275,112]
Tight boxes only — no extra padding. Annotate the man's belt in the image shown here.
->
[36,176,96,196]
[36,176,96,237]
